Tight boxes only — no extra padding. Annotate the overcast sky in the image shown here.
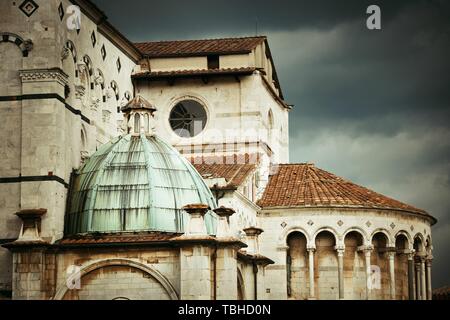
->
[92,0,450,288]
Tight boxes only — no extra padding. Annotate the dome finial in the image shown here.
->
[121,95,157,136]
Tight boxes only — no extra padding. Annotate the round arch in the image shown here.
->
[343,227,369,244]
[0,32,32,57]
[64,40,77,63]
[370,228,393,247]
[268,109,274,130]
[278,226,311,247]
[94,69,105,89]
[53,258,179,300]
[267,109,274,142]
[110,80,120,100]
[394,230,413,249]
[413,233,426,253]
[82,55,94,76]
[413,232,425,244]
[425,234,432,249]
[312,227,340,244]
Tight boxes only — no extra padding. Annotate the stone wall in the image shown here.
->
[55,247,180,300]
[136,72,289,198]
[63,264,171,300]
[258,207,433,300]
[0,0,137,294]
[11,249,56,300]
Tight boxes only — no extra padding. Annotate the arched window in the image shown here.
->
[134,113,141,133]
[65,40,77,63]
[110,81,120,100]
[144,113,149,133]
[268,109,274,130]
[83,55,93,76]
[268,109,274,142]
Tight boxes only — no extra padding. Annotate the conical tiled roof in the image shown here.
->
[120,95,156,112]
[258,163,434,221]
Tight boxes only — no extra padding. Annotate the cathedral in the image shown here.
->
[0,0,436,300]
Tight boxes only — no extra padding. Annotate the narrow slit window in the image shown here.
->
[134,113,140,133]
[144,113,149,133]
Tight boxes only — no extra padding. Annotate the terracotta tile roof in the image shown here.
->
[132,67,256,79]
[187,154,262,165]
[188,155,258,189]
[57,232,180,246]
[258,163,433,219]
[135,36,266,57]
[433,286,450,300]
[193,163,256,189]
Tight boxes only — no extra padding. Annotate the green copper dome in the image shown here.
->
[65,134,217,235]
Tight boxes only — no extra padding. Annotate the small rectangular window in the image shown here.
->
[207,55,219,69]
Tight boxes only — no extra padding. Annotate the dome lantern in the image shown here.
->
[121,95,157,136]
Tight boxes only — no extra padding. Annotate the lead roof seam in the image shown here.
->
[87,136,126,232]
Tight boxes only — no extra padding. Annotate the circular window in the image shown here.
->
[169,100,207,138]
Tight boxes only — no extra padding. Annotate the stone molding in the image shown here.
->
[19,68,69,86]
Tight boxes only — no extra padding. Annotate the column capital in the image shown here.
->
[213,206,235,218]
[425,256,433,266]
[407,250,416,260]
[358,244,373,252]
[243,226,264,237]
[334,245,345,256]
[306,246,316,252]
[386,249,396,259]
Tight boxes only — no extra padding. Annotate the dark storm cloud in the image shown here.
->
[92,0,437,39]
[91,0,450,288]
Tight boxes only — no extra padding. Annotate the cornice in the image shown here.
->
[19,68,69,86]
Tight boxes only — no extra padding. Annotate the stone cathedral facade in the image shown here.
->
[0,0,436,300]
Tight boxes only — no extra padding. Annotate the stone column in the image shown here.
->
[362,246,373,300]
[243,227,264,300]
[173,204,215,300]
[335,246,345,300]
[387,249,396,300]
[420,257,426,301]
[407,251,415,300]
[307,246,315,299]
[425,257,433,300]
[415,261,421,300]
[213,206,245,300]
